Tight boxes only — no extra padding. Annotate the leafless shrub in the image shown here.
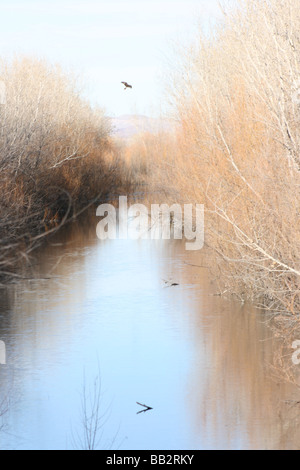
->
[0,57,134,278]
[71,371,119,451]
[129,0,300,316]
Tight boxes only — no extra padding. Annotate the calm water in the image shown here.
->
[0,214,299,450]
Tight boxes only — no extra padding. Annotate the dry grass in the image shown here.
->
[126,0,300,316]
[0,57,133,278]
[122,129,183,203]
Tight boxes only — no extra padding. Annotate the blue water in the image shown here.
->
[0,217,295,450]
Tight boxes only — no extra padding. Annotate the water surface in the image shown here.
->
[0,214,299,450]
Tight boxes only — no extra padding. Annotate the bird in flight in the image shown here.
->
[121,81,132,90]
[162,279,180,288]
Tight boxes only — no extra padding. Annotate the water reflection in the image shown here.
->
[0,213,299,449]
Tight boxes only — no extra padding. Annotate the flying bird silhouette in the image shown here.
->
[121,81,132,90]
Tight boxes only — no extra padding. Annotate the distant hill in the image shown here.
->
[110,114,173,140]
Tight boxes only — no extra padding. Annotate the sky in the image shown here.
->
[0,0,223,117]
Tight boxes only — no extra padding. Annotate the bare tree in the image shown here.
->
[71,370,119,451]
[154,0,300,315]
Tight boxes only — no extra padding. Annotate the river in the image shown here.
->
[0,211,299,450]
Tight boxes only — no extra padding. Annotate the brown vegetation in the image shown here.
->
[0,57,133,279]
[126,0,300,316]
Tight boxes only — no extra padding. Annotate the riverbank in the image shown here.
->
[0,57,135,281]
[124,0,300,317]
